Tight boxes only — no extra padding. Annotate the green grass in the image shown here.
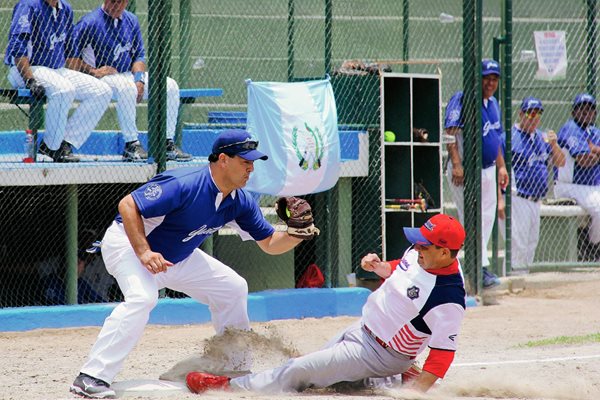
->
[520,333,600,348]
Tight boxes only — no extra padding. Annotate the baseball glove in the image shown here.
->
[275,196,320,240]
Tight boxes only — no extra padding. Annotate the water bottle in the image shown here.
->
[23,129,34,163]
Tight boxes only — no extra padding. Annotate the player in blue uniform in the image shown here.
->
[444,59,509,287]
[555,94,600,256]
[4,0,112,162]
[499,97,565,272]
[70,129,314,398]
[66,0,190,161]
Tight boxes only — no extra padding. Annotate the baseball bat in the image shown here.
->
[385,198,425,204]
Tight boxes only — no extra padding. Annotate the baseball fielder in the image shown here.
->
[70,129,319,399]
[499,97,565,271]
[187,214,467,395]
[444,59,508,282]
[67,0,189,161]
[5,0,112,162]
[555,94,600,247]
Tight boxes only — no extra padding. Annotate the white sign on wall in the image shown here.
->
[534,31,567,80]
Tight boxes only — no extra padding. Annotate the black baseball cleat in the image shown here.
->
[166,139,192,161]
[122,140,148,161]
[38,140,80,163]
[70,373,116,399]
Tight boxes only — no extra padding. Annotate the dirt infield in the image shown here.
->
[2,270,600,400]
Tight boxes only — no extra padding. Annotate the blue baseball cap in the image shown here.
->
[211,129,268,161]
[573,93,596,109]
[520,96,544,112]
[482,59,500,77]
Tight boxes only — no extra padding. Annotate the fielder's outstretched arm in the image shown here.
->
[256,232,303,255]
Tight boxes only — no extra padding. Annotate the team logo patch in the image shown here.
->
[399,258,410,271]
[448,109,460,122]
[566,136,580,149]
[424,220,435,231]
[18,15,30,29]
[407,285,420,300]
[143,183,163,200]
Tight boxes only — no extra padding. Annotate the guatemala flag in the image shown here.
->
[245,77,340,196]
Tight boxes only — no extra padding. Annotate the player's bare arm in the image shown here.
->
[497,186,506,220]
[408,369,439,393]
[132,60,146,103]
[360,253,392,278]
[65,57,117,78]
[118,194,173,274]
[549,134,566,167]
[496,149,509,190]
[256,232,302,255]
[14,56,34,80]
[445,127,464,186]
[575,152,600,167]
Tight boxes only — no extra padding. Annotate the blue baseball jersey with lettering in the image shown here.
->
[510,125,552,198]
[116,166,275,264]
[5,0,72,68]
[557,119,600,186]
[444,91,503,168]
[68,7,145,72]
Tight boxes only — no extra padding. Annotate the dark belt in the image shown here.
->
[516,192,541,202]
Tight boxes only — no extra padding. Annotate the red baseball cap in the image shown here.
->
[403,214,466,250]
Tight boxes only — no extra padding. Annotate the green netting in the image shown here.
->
[1,0,598,307]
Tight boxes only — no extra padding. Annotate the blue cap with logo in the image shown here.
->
[212,129,268,161]
[482,59,501,77]
[572,93,596,109]
[520,96,544,112]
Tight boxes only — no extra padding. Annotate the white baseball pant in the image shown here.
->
[498,194,541,270]
[446,164,497,267]
[80,221,250,383]
[554,182,600,244]
[230,322,415,393]
[100,72,180,143]
[8,66,112,150]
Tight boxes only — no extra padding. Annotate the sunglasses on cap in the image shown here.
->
[217,138,259,151]
[525,110,543,119]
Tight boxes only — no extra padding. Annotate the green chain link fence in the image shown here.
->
[1,0,599,307]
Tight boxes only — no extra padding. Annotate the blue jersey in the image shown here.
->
[557,119,600,186]
[117,166,275,264]
[445,91,503,168]
[4,0,72,68]
[510,124,552,198]
[69,7,145,73]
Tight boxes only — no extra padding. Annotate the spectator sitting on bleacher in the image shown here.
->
[555,93,600,260]
[4,0,112,163]
[498,97,565,273]
[66,0,191,162]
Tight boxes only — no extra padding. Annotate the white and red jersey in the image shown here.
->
[361,247,466,376]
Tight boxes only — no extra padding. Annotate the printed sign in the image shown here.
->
[534,31,567,80]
